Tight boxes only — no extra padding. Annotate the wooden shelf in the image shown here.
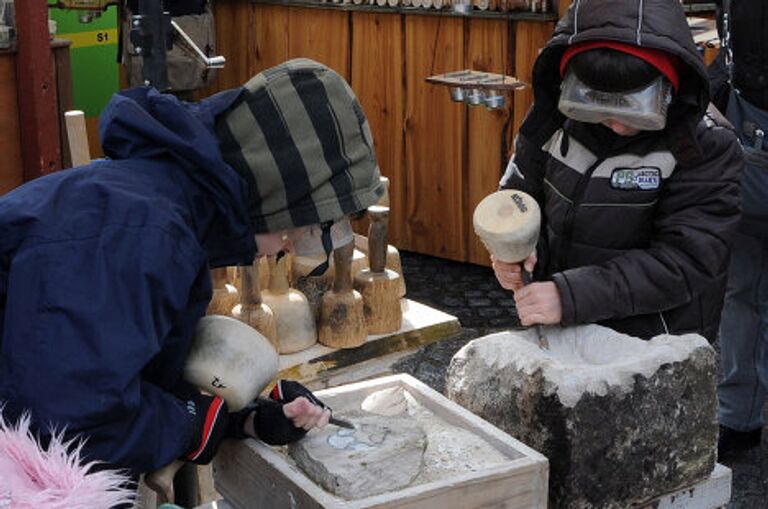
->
[250,0,559,21]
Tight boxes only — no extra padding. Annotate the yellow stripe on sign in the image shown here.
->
[58,28,118,49]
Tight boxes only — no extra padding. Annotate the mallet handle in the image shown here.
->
[367,205,389,274]
[332,241,355,292]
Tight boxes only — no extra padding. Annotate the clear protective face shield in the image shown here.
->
[558,70,673,131]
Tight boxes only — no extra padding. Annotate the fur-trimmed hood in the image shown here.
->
[0,413,134,509]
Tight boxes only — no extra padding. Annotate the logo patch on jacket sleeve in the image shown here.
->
[610,167,662,190]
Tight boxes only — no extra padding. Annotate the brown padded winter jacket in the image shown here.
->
[501,0,743,342]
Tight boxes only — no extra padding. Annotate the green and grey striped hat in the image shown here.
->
[216,59,384,234]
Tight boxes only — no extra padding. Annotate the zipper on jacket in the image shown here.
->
[659,312,670,335]
[558,157,605,270]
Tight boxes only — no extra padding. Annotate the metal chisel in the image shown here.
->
[329,415,355,429]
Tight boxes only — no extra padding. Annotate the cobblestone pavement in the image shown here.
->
[393,250,768,509]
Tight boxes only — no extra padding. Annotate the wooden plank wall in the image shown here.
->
[202,3,555,265]
[404,16,465,260]
[288,8,350,80]
[512,20,555,138]
[466,18,514,265]
[351,13,406,247]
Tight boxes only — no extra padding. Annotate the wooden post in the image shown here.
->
[15,0,61,181]
[0,54,23,194]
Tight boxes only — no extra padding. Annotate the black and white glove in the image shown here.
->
[228,380,330,446]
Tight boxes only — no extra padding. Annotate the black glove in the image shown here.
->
[269,379,329,410]
[229,380,329,446]
[183,393,233,464]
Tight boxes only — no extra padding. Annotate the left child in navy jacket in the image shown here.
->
[0,59,384,476]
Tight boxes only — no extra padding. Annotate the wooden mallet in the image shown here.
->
[318,240,367,348]
[232,257,278,350]
[146,316,279,503]
[354,206,402,334]
[473,190,540,276]
[261,254,317,354]
[206,267,239,316]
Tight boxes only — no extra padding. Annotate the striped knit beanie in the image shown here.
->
[216,59,385,234]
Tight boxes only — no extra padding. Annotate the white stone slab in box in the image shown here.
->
[214,374,548,509]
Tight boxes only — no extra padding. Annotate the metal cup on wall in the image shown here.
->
[465,88,485,106]
[450,87,466,102]
[483,90,505,110]
[427,69,525,111]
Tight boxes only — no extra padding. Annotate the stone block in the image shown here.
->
[446,324,718,509]
[289,414,427,500]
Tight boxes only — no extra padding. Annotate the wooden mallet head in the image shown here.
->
[473,190,541,264]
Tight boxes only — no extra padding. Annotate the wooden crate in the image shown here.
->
[214,374,548,509]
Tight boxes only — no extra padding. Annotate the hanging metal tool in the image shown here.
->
[128,1,226,90]
[170,19,225,69]
[128,0,172,90]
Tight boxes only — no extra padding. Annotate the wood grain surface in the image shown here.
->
[405,15,465,260]
[466,17,514,266]
[0,54,23,195]
[288,7,350,80]
[351,12,407,249]
[513,20,554,136]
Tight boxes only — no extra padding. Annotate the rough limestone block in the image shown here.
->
[446,324,718,509]
[289,414,427,500]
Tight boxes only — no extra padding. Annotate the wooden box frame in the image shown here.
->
[214,374,548,509]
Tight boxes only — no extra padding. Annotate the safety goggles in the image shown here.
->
[558,70,673,131]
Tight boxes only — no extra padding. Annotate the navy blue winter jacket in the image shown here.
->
[0,86,256,474]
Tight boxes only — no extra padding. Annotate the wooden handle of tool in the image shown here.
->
[367,205,389,274]
[267,255,290,294]
[145,459,183,504]
[377,176,391,207]
[332,241,355,292]
[65,110,90,168]
[240,258,263,305]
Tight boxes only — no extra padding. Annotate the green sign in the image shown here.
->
[48,2,120,118]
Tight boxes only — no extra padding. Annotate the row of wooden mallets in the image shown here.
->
[320,0,551,13]
[207,181,405,356]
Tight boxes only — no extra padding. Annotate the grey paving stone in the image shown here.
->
[467,298,492,307]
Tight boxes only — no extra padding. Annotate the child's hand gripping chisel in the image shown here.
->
[269,379,355,429]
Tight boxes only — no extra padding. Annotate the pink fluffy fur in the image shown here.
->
[0,412,135,509]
